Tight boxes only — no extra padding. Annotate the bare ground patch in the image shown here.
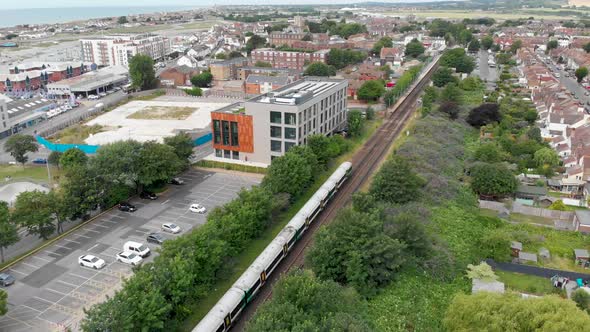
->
[127,106,198,120]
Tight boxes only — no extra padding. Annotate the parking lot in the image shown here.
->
[0,168,262,331]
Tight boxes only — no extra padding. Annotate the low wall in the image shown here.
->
[512,202,573,221]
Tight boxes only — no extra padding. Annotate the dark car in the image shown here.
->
[118,202,137,212]
[0,273,15,287]
[32,158,48,164]
[140,192,157,200]
[146,232,166,245]
[170,177,184,185]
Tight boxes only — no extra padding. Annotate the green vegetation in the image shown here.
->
[384,65,423,107]
[4,134,39,167]
[190,71,213,88]
[303,62,336,76]
[306,19,367,39]
[405,38,425,58]
[245,35,266,54]
[326,48,366,69]
[372,36,393,56]
[0,165,55,183]
[184,87,202,97]
[194,160,267,174]
[496,271,558,295]
[129,54,156,90]
[576,66,589,83]
[127,106,198,120]
[357,80,385,102]
[53,124,104,145]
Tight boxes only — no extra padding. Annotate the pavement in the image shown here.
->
[474,49,498,83]
[0,168,261,332]
[543,59,590,106]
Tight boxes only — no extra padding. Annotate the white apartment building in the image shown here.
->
[80,33,171,68]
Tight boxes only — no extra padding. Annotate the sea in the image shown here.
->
[0,6,201,28]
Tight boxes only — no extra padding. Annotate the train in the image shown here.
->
[193,161,353,332]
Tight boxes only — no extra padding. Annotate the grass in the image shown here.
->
[384,10,574,20]
[127,106,198,120]
[496,270,561,296]
[53,124,104,144]
[0,165,58,184]
[106,25,164,34]
[194,160,267,174]
[509,213,556,226]
[179,20,223,30]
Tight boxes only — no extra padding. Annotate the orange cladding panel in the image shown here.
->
[210,112,254,153]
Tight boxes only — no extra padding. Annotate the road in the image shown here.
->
[543,59,590,106]
[0,168,262,332]
[475,49,498,83]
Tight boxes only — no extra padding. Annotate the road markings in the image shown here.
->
[85,229,100,234]
[43,250,62,256]
[46,288,68,296]
[19,304,42,313]
[75,233,92,239]
[32,296,53,305]
[87,243,100,251]
[21,262,40,269]
[68,272,90,280]
[92,224,109,229]
[61,238,81,244]
[57,280,79,288]
[51,244,72,250]
[161,199,170,205]
[8,268,27,276]
[30,256,51,263]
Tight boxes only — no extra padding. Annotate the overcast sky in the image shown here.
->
[1,0,444,10]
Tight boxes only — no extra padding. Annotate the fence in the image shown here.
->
[36,135,100,154]
[512,202,573,221]
[479,200,509,214]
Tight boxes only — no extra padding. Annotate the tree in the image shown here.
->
[308,208,406,296]
[60,148,88,173]
[572,289,590,313]
[467,103,501,127]
[254,61,272,67]
[405,39,425,58]
[575,66,588,83]
[470,163,518,197]
[245,35,266,54]
[117,16,128,24]
[438,101,460,120]
[301,33,312,41]
[527,127,543,143]
[546,40,558,53]
[455,55,475,74]
[440,83,462,104]
[466,262,498,282]
[190,71,213,87]
[458,29,473,46]
[548,200,567,211]
[481,35,494,50]
[0,290,6,316]
[303,62,336,76]
[444,293,590,331]
[584,42,590,53]
[47,151,62,169]
[0,202,18,263]
[163,133,194,163]
[11,190,55,240]
[534,147,559,168]
[4,134,38,167]
[474,143,504,163]
[370,155,424,204]
[347,109,364,137]
[138,142,182,188]
[327,49,366,69]
[510,40,523,54]
[307,134,332,166]
[184,87,202,96]
[262,151,313,198]
[91,140,143,190]
[432,67,456,87]
[357,80,385,102]
[468,39,481,53]
[129,54,156,90]
[385,212,431,259]
[372,36,393,55]
[366,107,375,120]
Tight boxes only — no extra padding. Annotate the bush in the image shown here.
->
[184,87,202,96]
[470,163,518,197]
[467,103,501,127]
[370,155,425,204]
[438,101,460,120]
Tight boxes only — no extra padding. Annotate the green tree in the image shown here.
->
[510,39,523,54]
[163,132,194,163]
[444,293,590,331]
[385,212,431,259]
[245,35,266,54]
[575,66,589,83]
[0,201,18,262]
[527,127,543,143]
[129,54,156,90]
[481,35,494,50]
[468,39,481,53]
[347,109,364,137]
[184,87,202,96]
[432,67,456,87]
[405,39,425,58]
[254,61,272,67]
[440,83,462,104]
[534,147,559,168]
[47,151,62,169]
[474,143,504,163]
[357,80,385,102]
[0,290,6,316]
[307,134,332,166]
[303,62,336,76]
[308,208,406,296]
[263,151,313,198]
[584,42,590,53]
[546,40,558,53]
[117,16,128,24]
[470,163,518,197]
[548,200,567,211]
[4,134,38,167]
[327,49,366,69]
[60,148,88,173]
[11,190,55,240]
[91,140,143,191]
[572,289,590,313]
[366,106,375,120]
[372,36,393,55]
[190,71,213,87]
[466,262,498,282]
[458,29,473,46]
[138,141,181,188]
[370,155,424,204]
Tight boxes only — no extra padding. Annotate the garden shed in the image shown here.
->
[511,241,523,257]
[518,252,538,263]
[574,249,590,264]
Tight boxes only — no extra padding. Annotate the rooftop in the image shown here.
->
[246,75,290,86]
[6,97,54,119]
[48,66,128,92]
[249,77,345,106]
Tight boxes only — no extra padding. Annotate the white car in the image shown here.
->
[162,222,182,234]
[78,254,106,269]
[189,203,206,214]
[116,251,143,266]
[88,94,99,100]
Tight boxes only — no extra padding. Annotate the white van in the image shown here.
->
[123,241,150,258]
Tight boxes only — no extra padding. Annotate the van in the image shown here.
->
[123,241,150,258]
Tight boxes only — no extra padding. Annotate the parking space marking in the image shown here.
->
[43,250,62,256]
[9,268,27,276]
[75,233,92,239]
[51,243,73,250]
[33,297,53,305]
[68,272,91,280]
[85,229,101,234]
[61,238,81,244]
[161,199,170,205]
[46,288,68,296]
[88,243,100,251]
[21,262,41,269]
[30,256,51,263]
[57,280,79,288]
[92,224,109,229]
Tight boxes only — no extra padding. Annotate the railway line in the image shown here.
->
[229,55,441,332]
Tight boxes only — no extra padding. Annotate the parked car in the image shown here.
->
[78,254,106,269]
[140,191,157,200]
[116,251,143,266]
[189,203,206,214]
[170,177,184,185]
[98,92,107,97]
[32,158,48,164]
[123,241,150,258]
[162,222,182,234]
[118,202,137,212]
[88,94,99,100]
[0,273,15,287]
[146,232,166,245]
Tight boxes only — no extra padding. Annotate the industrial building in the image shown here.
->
[80,33,171,68]
[0,95,56,138]
[210,77,348,165]
[46,66,128,98]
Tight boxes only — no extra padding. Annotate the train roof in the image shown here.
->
[287,212,306,230]
[192,302,226,332]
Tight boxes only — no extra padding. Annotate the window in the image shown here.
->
[271,140,282,152]
[222,121,230,145]
[231,122,239,146]
[270,111,282,124]
[232,151,239,160]
[215,149,222,157]
[213,120,221,144]
[285,112,296,125]
[285,141,296,152]
[224,150,231,158]
[270,126,282,138]
[285,127,296,140]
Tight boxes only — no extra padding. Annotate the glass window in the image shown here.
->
[271,140,282,152]
[215,149,222,157]
[224,150,231,158]
[213,120,221,144]
[222,121,230,145]
[231,122,239,146]
[285,112,296,125]
[270,111,282,124]
[270,126,282,138]
[285,127,296,140]
[232,151,239,160]
[285,141,296,152]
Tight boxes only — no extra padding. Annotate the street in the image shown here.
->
[544,59,590,106]
[475,49,498,83]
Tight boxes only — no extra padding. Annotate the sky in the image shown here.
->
[1,0,445,10]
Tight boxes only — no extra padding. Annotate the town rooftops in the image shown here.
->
[575,210,590,226]
[575,249,590,259]
[249,77,346,106]
[6,96,54,120]
[209,57,248,66]
[48,65,128,92]
[246,75,289,86]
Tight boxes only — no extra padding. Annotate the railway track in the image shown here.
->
[231,56,440,332]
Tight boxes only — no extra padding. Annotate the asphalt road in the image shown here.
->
[0,168,262,332]
[475,49,498,82]
[544,59,590,105]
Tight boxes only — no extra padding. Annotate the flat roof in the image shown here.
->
[6,97,54,119]
[249,77,345,106]
[48,66,128,92]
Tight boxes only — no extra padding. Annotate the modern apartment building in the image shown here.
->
[80,33,171,67]
[251,48,329,70]
[210,77,348,165]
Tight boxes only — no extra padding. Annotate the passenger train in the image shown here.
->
[193,161,353,332]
